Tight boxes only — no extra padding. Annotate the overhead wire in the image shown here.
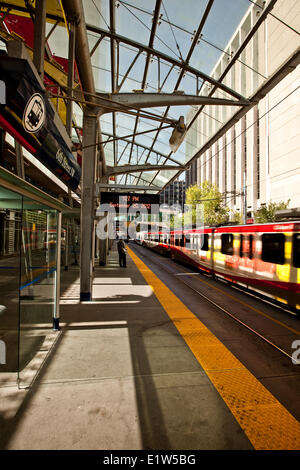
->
[90,0,110,30]
[118,0,268,81]
[118,1,182,62]
[86,1,298,191]
[161,0,184,62]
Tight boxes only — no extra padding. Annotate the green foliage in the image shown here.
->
[253,199,290,223]
[185,182,229,227]
[232,210,242,224]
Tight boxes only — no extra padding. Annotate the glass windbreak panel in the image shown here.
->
[0,186,22,386]
[18,207,57,386]
[62,216,80,269]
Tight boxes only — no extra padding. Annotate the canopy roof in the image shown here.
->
[0,0,297,193]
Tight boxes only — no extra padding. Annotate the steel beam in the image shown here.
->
[53,211,62,330]
[175,0,214,88]
[100,131,182,165]
[148,0,281,189]
[66,21,76,137]
[95,92,249,113]
[96,183,160,192]
[136,0,217,185]
[61,0,95,102]
[117,50,142,92]
[33,0,46,80]
[106,164,184,176]
[86,24,247,102]
[165,46,300,191]
[142,0,162,88]
[61,0,106,175]
[109,0,117,165]
[127,0,162,181]
[186,0,280,135]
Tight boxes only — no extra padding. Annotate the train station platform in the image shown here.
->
[1,242,300,450]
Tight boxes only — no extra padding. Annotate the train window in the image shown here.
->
[185,234,191,248]
[221,234,234,255]
[200,234,209,251]
[180,236,185,247]
[293,234,300,268]
[239,235,244,257]
[175,237,180,247]
[261,234,285,265]
[249,235,253,259]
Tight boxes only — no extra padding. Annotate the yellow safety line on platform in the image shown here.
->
[127,247,300,450]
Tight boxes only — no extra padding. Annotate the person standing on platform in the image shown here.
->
[117,238,127,267]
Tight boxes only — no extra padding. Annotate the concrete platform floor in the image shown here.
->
[0,243,252,450]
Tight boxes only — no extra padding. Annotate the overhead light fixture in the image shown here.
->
[169,116,186,153]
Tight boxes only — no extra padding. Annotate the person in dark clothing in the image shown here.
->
[117,238,127,267]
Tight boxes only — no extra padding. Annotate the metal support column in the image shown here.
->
[66,21,76,209]
[80,112,97,301]
[33,0,46,80]
[66,21,75,137]
[53,211,62,330]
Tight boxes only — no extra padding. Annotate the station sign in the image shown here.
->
[0,55,81,190]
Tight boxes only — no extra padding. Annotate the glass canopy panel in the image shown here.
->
[3,0,294,195]
[84,0,253,190]
[84,0,110,29]
[43,0,294,193]
[151,169,179,187]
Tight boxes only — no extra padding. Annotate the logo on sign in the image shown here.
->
[56,148,75,178]
[23,93,46,133]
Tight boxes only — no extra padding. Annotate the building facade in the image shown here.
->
[160,179,186,212]
[184,0,300,219]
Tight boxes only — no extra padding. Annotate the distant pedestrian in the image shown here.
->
[117,238,127,267]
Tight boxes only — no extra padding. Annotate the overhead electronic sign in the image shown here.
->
[100,192,160,211]
[0,54,81,190]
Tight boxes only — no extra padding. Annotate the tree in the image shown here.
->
[232,210,243,224]
[185,182,229,227]
[253,199,290,223]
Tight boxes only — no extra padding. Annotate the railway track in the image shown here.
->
[132,243,300,366]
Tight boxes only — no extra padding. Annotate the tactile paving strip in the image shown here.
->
[128,247,300,450]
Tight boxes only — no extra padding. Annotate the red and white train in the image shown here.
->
[137,221,300,312]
